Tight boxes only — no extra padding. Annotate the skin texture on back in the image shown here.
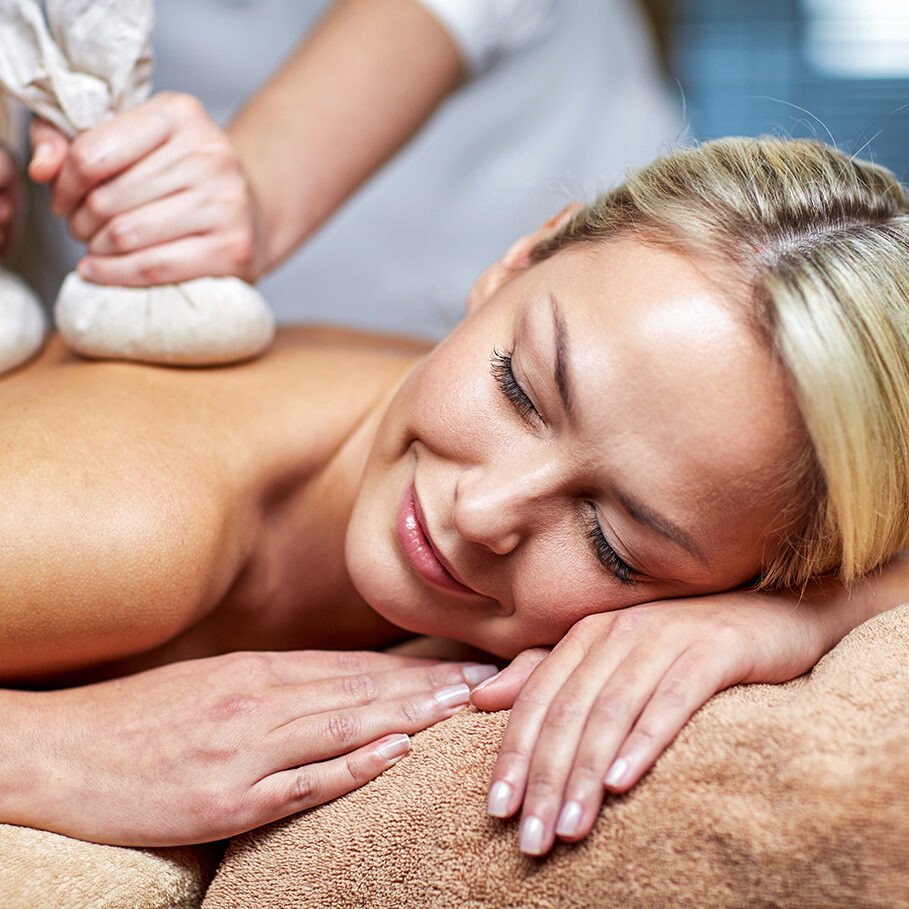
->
[0,327,426,683]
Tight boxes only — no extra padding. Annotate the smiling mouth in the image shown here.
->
[396,481,478,596]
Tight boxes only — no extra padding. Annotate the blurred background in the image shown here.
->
[8,0,908,340]
[647,0,909,180]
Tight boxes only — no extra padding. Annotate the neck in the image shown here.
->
[237,349,421,651]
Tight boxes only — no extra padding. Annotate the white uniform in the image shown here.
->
[20,0,681,339]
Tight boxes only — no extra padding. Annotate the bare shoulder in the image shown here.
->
[0,328,426,681]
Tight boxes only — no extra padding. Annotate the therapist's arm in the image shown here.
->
[229,0,463,271]
[28,0,463,285]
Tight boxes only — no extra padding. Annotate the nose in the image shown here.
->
[452,455,560,555]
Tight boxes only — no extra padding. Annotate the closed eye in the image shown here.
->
[584,504,637,586]
[490,348,539,424]
[491,346,636,586]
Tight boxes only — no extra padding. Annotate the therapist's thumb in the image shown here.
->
[28,118,70,183]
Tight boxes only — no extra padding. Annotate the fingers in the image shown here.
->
[67,147,197,244]
[269,678,475,770]
[82,190,226,255]
[46,105,173,217]
[531,645,678,852]
[215,648,496,688]
[28,118,70,184]
[469,647,548,712]
[598,643,740,794]
[68,133,246,245]
[78,233,253,286]
[268,659,498,717]
[248,732,412,832]
[517,652,647,854]
[484,638,589,824]
[506,635,744,856]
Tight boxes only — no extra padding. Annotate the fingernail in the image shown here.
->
[433,683,470,707]
[519,815,545,855]
[31,141,52,164]
[469,669,501,693]
[487,780,512,817]
[376,733,410,760]
[77,260,94,281]
[555,800,582,837]
[463,664,499,687]
[605,757,628,788]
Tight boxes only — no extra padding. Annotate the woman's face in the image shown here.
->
[346,237,804,658]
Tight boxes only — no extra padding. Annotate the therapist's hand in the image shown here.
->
[470,587,851,856]
[0,143,23,259]
[28,93,266,286]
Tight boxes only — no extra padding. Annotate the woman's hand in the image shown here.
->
[470,588,844,856]
[3,649,496,846]
[28,92,265,286]
[0,143,23,259]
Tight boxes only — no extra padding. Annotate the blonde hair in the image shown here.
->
[532,137,909,587]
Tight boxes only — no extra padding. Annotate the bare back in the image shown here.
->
[0,327,429,685]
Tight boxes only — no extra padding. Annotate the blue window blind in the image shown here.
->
[666,0,909,181]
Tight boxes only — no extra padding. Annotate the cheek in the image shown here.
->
[507,563,634,646]
[406,351,500,458]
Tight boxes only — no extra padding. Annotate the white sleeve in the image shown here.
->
[414,0,559,75]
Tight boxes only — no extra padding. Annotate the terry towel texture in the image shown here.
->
[0,825,220,909]
[203,604,909,909]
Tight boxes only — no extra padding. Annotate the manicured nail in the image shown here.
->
[434,683,470,707]
[31,141,52,165]
[555,800,582,837]
[487,780,512,817]
[604,757,628,788]
[519,815,545,855]
[463,664,499,687]
[376,733,410,760]
[470,670,501,694]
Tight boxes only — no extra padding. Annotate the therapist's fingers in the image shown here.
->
[67,147,194,243]
[79,232,255,286]
[28,118,71,184]
[45,98,181,217]
[83,190,227,255]
[68,121,247,245]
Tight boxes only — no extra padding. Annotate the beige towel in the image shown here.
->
[203,604,909,909]
[0,826,220,909]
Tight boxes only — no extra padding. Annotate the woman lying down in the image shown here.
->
[2,137,909,857]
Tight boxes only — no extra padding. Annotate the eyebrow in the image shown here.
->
[550,293,573,416]
[547,293,708,569]
[613,487,709,568]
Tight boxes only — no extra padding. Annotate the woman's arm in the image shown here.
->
[0,649,492,846]
[471,553,909,855]
[27,0,463,286]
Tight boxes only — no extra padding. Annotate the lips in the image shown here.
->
[396,481,478,596]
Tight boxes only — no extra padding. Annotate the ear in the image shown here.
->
[465,202,585,316]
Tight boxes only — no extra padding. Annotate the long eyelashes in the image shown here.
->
[489,346,637,586]
[585,507,636,586]
[490,348,538,422]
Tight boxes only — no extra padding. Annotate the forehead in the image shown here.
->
[529,239,802,560]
